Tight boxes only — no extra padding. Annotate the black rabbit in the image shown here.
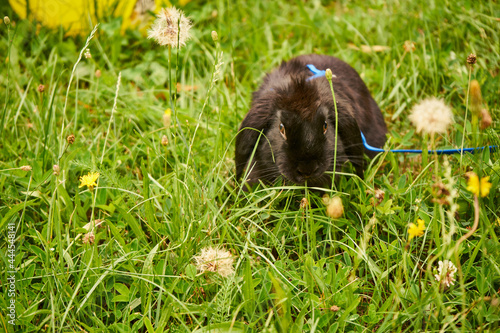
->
[235,54,387,188]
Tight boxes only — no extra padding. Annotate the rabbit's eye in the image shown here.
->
[279,123,287,140]
[323,121,328,134]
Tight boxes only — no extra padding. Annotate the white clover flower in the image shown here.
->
[434,260,457,288]
[148,7,192,48]
[194,246,234,277]
[409,98,454,135]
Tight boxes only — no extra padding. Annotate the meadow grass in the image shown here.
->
[1,0,499,332]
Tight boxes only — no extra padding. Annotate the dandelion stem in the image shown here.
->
[422,132,429,168]
[432,133,439,180]
[175,16,181,109]
[326,70,338,190]
[168,45,174,119]
[459,69,472,174]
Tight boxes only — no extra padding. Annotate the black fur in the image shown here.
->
[235,54,387,188]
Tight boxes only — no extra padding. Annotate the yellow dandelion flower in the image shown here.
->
[479,177,492,197]
[79,172,100,191]
[466,172,492,197]
[408,219,425,240]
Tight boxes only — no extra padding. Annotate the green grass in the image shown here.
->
[1,0,499,332]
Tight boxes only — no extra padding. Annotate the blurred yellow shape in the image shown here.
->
[347,43,391,53]
[8,0,171,36]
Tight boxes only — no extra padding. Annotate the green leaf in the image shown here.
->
[0,199,38,230]
[114,283,130,297]
[116,206,148,246]
[143,316,155,333]
[185,263,197,279]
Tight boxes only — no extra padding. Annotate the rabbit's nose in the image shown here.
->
[297,162,319,178]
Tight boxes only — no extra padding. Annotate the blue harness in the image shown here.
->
[306,64,497,155]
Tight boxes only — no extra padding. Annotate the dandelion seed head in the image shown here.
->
[409,98,454,135]
[148,7,192,48]
[194,246,234,277]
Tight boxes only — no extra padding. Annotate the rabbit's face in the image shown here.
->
[268,106,343,185]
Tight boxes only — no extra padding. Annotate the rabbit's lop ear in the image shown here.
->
[335,112,365,178]
[235,109,270,180]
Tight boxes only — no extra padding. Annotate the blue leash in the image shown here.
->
[305,64,326,81]
[360,131,497,155]
[306,64,498,155]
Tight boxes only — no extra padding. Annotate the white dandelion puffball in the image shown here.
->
[194,246,234,277]
[409,98,454,135]
[148,7,192,48]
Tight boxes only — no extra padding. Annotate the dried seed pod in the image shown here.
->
[466,53,476,66]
